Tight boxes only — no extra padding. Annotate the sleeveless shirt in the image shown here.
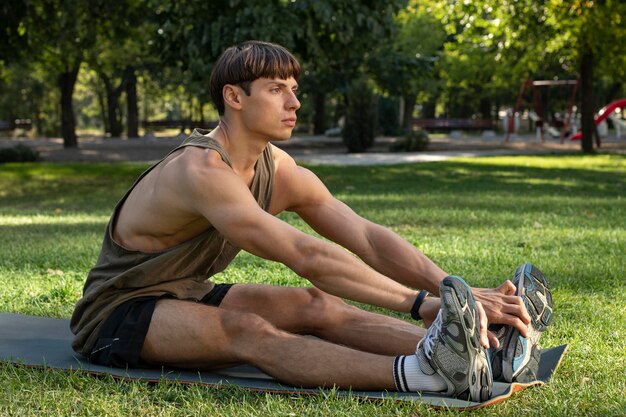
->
[70,129,275,356]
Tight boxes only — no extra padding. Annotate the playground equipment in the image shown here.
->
[609,114,626,138]
[505,79,579,143]
[569,98,626,142]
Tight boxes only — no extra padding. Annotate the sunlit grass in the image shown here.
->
[0,154,625,416]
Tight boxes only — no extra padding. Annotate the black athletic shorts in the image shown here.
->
[88,283,234,368]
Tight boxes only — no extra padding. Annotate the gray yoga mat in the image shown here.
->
[0,313,566,410]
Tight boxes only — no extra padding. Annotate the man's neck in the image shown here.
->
[210,118,269,176]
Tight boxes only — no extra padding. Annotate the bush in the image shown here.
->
[342,78,377,153]
[0,144,40,163]
[389,129,430,152]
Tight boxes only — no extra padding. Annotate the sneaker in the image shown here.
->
[416,275,492,402]
[490,263,554,383]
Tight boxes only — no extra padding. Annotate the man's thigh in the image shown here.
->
[141,285,321,369]
[141,298,264,370]
[218,284,426,356]
[219,283,349,334]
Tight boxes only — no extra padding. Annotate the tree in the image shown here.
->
[473,0,626,152]
[290,0,403,134]
[152,0,403,135]
[342,77,376,152]
[549,1,626,152]
[0,1,29,68]
[0,61,57,134]
[18,0,108,147]
[151,0,298,124]
[81,0,154,138]
[369,0,445,129]
[3,0,152,146]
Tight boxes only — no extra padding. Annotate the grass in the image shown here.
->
[0,154,625,416]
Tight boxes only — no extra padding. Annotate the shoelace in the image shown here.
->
[422,310,443,359]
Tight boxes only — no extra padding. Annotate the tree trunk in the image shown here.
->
[95,80,108,133]
[422,97,436,118]
[199,102,206,124]
[124,66,139,138]
[480,97,492,120]
[101,73,124,138]
[58,66,80,148]
[313,92,326,135]
[580,51,595,153]
[402,94,417,131]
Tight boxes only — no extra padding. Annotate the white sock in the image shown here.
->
[393,354,447,392]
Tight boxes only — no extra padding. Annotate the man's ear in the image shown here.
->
[223,84,243,111]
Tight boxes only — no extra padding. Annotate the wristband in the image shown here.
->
[410,290,429,321]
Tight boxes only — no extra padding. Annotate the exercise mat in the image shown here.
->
[0,313,566,410]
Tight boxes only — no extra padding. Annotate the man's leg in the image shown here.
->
[141,280,489,398]
[140,298,398,390]
[217,283,429,355]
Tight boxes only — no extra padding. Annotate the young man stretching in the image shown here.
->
[71,41,552,402]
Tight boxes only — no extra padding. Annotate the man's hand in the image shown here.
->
[421,295,491,349]
[476,301,490,349]
[472,280,531,347]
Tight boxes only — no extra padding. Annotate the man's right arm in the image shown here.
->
[175,155,421,315]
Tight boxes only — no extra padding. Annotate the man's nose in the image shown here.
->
[287,92,300,110]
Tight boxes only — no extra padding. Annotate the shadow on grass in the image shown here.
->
[1,155,623,293]
[312,155,626,200]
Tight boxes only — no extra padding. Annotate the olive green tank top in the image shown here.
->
[70,129,275,356]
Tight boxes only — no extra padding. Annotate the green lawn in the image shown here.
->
[1,154,625,416]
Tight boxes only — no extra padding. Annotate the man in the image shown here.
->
[71,41,552,402]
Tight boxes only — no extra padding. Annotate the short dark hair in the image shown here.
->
[209,40,301,115]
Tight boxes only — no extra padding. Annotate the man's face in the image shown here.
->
[237,77,301,141]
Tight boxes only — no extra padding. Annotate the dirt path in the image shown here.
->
[1,133,624,164]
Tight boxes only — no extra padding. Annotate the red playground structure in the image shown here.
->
[505,79,579,143]
[569,98,626,142]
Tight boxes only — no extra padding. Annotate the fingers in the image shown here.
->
[472,283,533,340]
[498,315,529,338]
[487,330,500,349]
[502,294,531,325]
[475,301,490,349]
[497,279,516,295]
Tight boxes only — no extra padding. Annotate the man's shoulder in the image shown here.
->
[271,143,310,179]
[269,143,293,165]
[163,146,232,178]
[269,144,335,213]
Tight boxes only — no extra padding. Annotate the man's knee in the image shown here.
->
[222,311,278,344]
[143,302,281,366]
[300,288,354,331]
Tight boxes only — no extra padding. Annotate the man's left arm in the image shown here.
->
[291,172,529,333]
[296,193,445,293]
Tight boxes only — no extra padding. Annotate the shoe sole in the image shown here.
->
[503,263,553,382]
[438,276,493,402]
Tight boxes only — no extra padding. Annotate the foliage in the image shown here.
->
[293,0,401,84]
[450,0,626,150]
[2,0,626,149]
[85,0,155,137]
[376,96,401,136]
[389,128,429,152]
[342,78,376,153]
[370,1,445,105]
[0,0,28,65]
[151,0,296,96]
[0,144,39,163]
[0,61,59,136]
